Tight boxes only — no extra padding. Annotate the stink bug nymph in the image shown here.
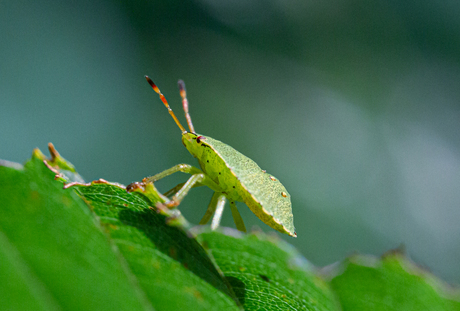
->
[135,76,296,237]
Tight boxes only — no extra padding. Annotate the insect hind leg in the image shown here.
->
[230,201,246,232]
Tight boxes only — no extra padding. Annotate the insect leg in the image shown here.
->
[163,182,204,198]
[229,201,246,232]
[211,194,226,230]
[145,164,221,192]
[167,172,221,207]
[167,173,206,207]
[163,182,185,197]
[144,164,203,183]
[199,192,220,225]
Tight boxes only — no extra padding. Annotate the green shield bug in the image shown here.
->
[132,76,296,237]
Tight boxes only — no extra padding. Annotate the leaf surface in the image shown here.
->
[329,253,460,310]
[0,155,151,310]
[196,229,339,310]
[71,181,240,311]
[0,148,240,311]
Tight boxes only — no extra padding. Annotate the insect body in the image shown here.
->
[140,76,296,237]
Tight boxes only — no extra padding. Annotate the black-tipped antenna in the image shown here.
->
[178,80,195,133]
[145,76,187,134]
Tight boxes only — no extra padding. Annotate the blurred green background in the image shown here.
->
[2,0,459,285]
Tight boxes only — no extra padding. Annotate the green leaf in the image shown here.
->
[35,143,84,184]
[0,148,240,311]
[0,154,151,310]
[196,229,339,310]
[329,252,460,310]
[0,230,58,311]
[3,146,460,310]
[70,180,241,311]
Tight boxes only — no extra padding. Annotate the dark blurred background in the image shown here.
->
[2,0,459,284]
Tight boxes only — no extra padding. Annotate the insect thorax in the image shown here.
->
[182,133,244,201]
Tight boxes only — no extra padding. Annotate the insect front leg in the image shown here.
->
[168,173,205,207]
[166,173,221,208]
[163,182,203,198]
[163,182,185,197]
[144,164,203,183]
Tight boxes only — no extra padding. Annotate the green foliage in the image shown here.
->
[72,182,240,311]
[1,146,459,310]
[0,151,151,310]
[329,253,460,311]
[196,230,338,310]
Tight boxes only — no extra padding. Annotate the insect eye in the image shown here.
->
[196,135,205,143]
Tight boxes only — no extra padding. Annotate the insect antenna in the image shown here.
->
[145,75,187,134]
[178,80,195,133]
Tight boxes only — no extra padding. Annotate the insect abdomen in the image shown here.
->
[203,136,296,236]
[239,170,295,236]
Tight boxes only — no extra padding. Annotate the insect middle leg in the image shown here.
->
[211,194,226,231]
[199,193,247,233]
[199,192,220,225]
